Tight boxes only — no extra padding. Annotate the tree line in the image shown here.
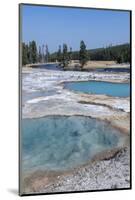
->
[51,43,130,64]
[22,40,88,68]
[89,43,130,63]
[22,41,50,65]
[22,41,130,66]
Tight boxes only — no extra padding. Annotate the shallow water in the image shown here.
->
[21,116,125,173]
[32,64,62,71]
[96,68,130,73]
[65,81,130,97]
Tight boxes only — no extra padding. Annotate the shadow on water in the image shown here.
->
[32,64,63,71]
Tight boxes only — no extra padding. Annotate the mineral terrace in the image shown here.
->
[21,67,130,194]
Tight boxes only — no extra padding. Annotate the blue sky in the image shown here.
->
[21,5,130,53]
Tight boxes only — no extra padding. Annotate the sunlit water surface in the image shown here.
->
[65,81,130,97]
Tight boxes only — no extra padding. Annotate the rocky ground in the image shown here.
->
[40,147,130,193]
[22,68,130,133]
[22,147,130,194]
[21,67,130,194]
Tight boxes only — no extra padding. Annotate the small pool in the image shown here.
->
[65,81,130,97]
[22,116,126,173]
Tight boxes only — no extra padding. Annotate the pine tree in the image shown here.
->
[38,46,42,63]
[41,45,45,63]
[22,43,29,65]
[62,44,68,68]
[69,47,72,63]
[57,45,62,63]
[45,44,49,63]
[79,40,88,69]
[31,40,37,63]
[28,42,32,63]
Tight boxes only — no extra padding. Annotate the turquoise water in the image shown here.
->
[65,81,130,97]
[22,116,124,173]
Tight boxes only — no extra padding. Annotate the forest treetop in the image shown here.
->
[22,40,130,66]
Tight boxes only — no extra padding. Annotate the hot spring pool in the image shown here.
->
[64,81,130,97]
[22,116,126,173]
